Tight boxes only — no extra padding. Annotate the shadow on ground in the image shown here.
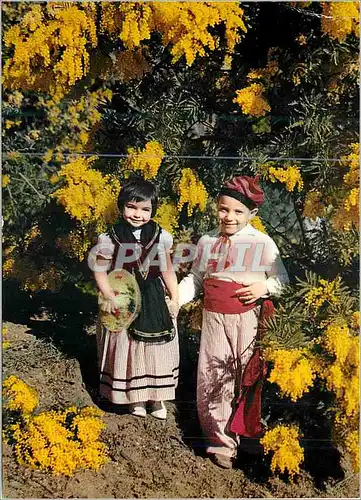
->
[3,281,99,401]
[2,281,350,492]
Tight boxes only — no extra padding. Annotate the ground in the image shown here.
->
[2,320,359,499]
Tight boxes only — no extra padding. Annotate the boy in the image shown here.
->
[178,175,289,468]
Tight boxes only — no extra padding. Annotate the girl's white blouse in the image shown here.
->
[95,227,173,265]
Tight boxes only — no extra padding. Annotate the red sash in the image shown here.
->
[230,299,274,437]
[204,279,256,314]
[203,278,274,438]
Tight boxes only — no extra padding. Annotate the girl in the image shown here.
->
[93,177,179,420]
[178,175,289,468]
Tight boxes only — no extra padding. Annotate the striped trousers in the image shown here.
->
[197,307,260,458]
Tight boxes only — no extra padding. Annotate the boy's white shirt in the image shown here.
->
[178,223,289,307]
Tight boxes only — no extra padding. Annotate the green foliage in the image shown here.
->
[262,298,311,350]
[2,2,358,301]
[2,154,51,231]
[262,271,358,350]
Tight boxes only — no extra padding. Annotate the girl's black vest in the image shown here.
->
[108,220,175,343]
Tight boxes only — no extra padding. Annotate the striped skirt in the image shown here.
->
[96,320,179,404]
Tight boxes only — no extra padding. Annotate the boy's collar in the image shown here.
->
[217,223,254,238]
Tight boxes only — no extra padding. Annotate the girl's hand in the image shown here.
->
[166,297,179,319]
[98,293,119,314]
[236,282,268,305]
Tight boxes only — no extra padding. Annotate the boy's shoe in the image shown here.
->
[211,453,233,469]
[129,402,146,417]
[149,401,167,420]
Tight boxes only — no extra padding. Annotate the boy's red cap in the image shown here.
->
[221,175,265,207]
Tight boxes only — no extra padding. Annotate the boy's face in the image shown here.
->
[217,195,257,235]
[123,199,152,227]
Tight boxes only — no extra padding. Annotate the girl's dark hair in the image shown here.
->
[118,176,158,217]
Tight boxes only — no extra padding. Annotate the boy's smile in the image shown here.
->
[217,195,258,235]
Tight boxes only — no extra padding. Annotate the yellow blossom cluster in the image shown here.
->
[233,83,271,117]
[268,165,304,192]
[250,215,267,234]
[303,190,325,220]
[101,2,247,66]
[344,431,359,472]
[1,230,45,293]
[42,88,113,159]
[5,119,22,129]
[8,406,108,476]
[4,90,24,108]
[2,258,15,277]
[234,49,281,118]
[265,348,316,401]
[332,143,359,231]
[3,2,247,103]
[351,310,360,330]
[52,156,120,232]
[247,49,280,87]
[296,34,307,46]
[319,320,359,471]
[221,54,233,71]
[177,168,208,216]
[3,3,98,100]
[152,2,247,65]
[342,142,359,171]
[49,174,60,185]
[28,130,40,141]
[56,229,93,262]
[153,200,179,235]
[344,187,359,212]
[3,242,16,260]
[3,256,63,292]
[331,203,359,232]
[321,2,360,42]
[100,2,152,49]
[2,325,10,350]
[3,376,38,415]
[322,322,359,417]
[304,277,341,311]
[323,321,354,364]
[124,141,165,180]
[260,425,304,478]
[2,175,10,188]
[24,225,41,250]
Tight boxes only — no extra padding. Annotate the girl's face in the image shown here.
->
[217,195,257,235]
[123,199,152,227]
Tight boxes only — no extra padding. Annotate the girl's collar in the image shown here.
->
[111,219,159,248]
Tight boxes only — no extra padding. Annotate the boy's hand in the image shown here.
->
[166,297,179,318]
[98,294,119,314]
[236,282,268,304]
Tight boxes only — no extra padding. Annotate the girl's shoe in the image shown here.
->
[129,402,146,417]
[149,401,167,420]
